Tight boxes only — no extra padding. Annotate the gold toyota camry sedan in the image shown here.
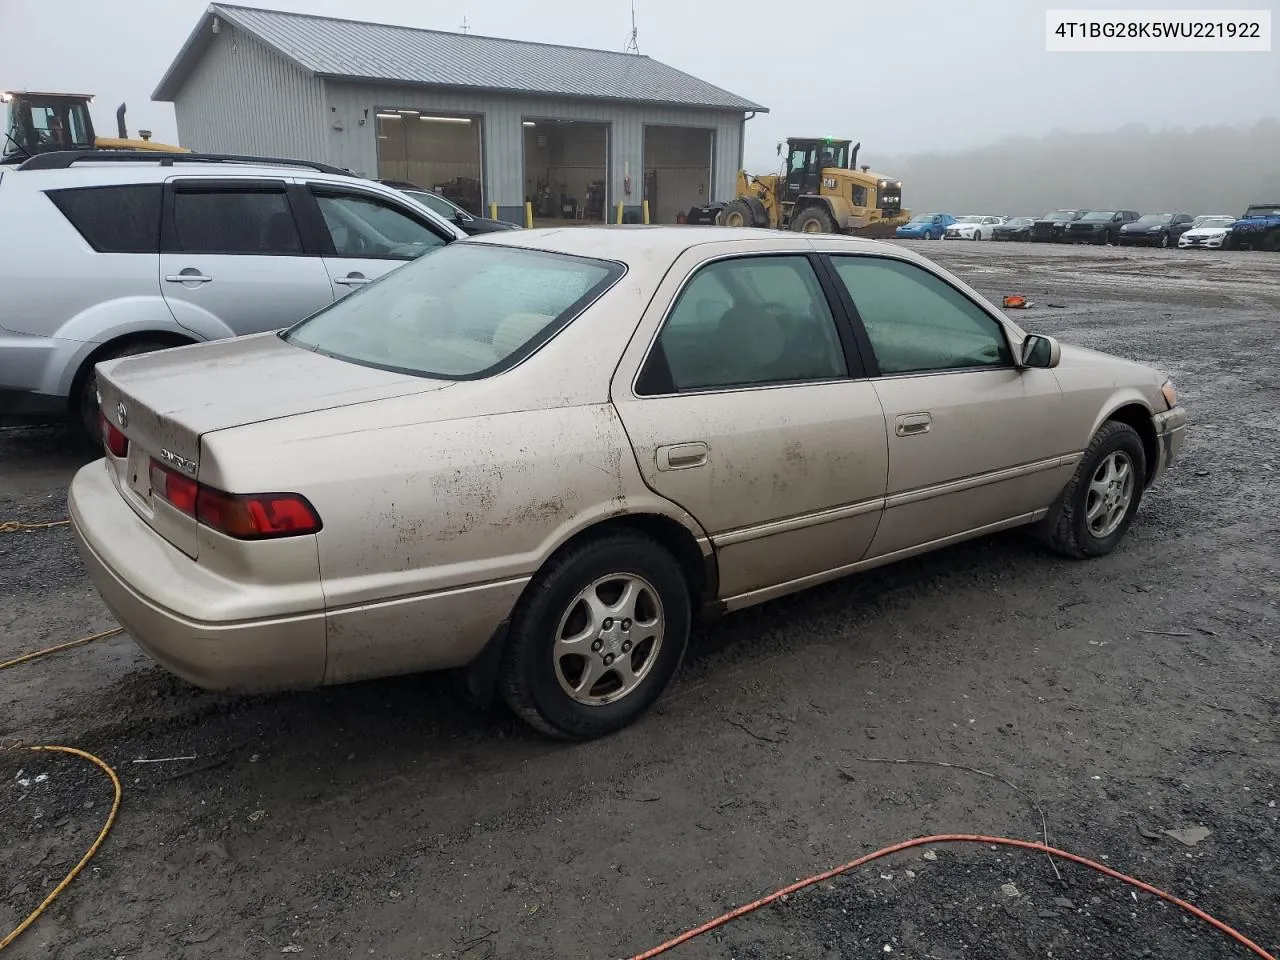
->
[69,227,1187,739]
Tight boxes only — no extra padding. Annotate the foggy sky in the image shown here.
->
[5,0,1277,200]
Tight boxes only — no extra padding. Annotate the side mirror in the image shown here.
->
[1021,334,1061,369]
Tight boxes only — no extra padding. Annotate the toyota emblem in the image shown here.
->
[116,401,128,429]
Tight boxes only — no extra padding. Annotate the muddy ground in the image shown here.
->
[2,241,1277,960]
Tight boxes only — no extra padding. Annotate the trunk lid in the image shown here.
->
[95,332,451,558]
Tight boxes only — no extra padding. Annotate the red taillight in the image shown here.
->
[149,459,320,539]
[101,415,129,459]
[149,459,198,516]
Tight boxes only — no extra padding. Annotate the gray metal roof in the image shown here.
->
[154,3,768,113]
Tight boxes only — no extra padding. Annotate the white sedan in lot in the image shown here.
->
[1178,215,1236,249]
[944,215,1006,240]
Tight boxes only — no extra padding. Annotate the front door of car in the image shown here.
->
[159,178,335,338]
[611,246,889,603]
[823,253,1076,560]
[300,184,454,296]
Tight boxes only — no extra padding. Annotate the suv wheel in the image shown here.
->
[73,340,180,446]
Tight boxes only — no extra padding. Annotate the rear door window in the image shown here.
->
[169,186,304,255]
[312,190,450,260]
[46,184,162,253]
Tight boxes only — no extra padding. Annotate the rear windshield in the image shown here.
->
[282,243,623,379]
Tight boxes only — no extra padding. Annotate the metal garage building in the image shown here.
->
[153,3,768,224]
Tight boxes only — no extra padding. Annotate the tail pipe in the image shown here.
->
[116,103,127,139]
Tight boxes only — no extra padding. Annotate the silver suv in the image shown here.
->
[0,150,466,441]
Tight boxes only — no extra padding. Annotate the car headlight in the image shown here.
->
[1160,379,1178,409]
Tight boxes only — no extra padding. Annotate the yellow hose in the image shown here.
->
[0,628,123,672]
[0,746,122,951]
[1,619,125,951]
[0,520,70,533]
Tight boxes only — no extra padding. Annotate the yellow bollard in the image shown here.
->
[616,202,624,225]
[525,201,533,229]
[489,202,498,221]
[642,200,650,225]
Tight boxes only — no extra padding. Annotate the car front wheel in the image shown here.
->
[499,531,692,739]
[1041,420,1147,559]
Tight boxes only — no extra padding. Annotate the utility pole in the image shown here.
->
[459,16,471,34]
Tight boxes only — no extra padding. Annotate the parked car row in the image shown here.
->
[898,204,1279,251]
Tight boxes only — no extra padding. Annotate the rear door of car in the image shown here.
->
[292,182,456,297]
[159,176,334,339]
[609,240,889,603]
[820,250,1075,560]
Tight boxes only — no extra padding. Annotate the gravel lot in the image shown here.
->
[2,241,1277,960]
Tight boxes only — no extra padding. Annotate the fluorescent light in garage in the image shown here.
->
[419,116,471,123]
[523,121,535,127]
[376,112,400,119]
[396,109,420,115]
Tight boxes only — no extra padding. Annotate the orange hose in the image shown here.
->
[627,834,1276,960]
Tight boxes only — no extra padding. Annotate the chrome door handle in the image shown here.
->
[656,441,708,471]
[335,274,371,286]
[165,273,213,283]
[895,413,932,437]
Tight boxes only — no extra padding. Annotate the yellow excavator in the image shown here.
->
[2,91,187,164]
[718,137,910,238]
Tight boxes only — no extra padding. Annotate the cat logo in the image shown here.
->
[821,177,837,190]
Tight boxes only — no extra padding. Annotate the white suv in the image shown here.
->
[0,150,466,441]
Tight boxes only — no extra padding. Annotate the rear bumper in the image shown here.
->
[1151,405,1187,484]
[68,457,524,692]
[69,460,327,691]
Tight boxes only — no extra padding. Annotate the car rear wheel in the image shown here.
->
[1040,420,1146,559]
[499,531,692,740]
[73,339,181,447]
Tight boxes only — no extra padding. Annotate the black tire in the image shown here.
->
[1041,420,1147,559]
[721,199,758,229]
[73,339,181,447]
[498,531,692,740]
[790,204,836,234]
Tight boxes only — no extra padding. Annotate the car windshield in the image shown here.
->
[1244,205,1280,218]
[1006,218,1033,226]
[908,214,935,223]
[1044,210,1077,219]
[954,216,983,223]
[404,189,459,219]
[1081,211,1115,221]
[1136,214,1172,224]
[1193,216,1234,227]
[283,244,623,379]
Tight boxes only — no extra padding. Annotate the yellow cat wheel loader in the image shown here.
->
[2,91,187,163]
[719,138,910,238]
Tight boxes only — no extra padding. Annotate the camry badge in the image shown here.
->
[116,402,128,429]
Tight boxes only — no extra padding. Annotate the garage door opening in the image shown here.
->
[376,110,483,214]
[644,125,713,224]
[524,119,608,225]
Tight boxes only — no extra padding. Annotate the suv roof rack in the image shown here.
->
[17,150,353,176]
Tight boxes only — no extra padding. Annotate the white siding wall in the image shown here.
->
[321,80,744,214]
[171,25,327,161]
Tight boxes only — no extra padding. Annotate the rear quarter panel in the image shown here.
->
[198,300,710,679]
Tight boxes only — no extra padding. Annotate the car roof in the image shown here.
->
[459,225,895,261]
[3,160,391,190]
